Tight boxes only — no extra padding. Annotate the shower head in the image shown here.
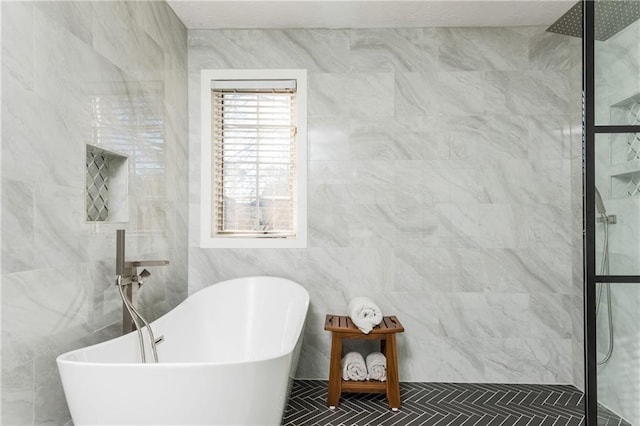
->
[595,187,608,215]
[547,1,640,41]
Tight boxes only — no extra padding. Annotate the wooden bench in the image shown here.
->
[324,314,404,410]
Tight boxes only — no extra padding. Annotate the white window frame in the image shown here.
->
[200,69,307,248]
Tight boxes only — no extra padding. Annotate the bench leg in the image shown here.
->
[385,333,401,410]
[327,333,343,408]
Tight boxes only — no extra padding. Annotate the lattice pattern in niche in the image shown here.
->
[628,174,640,197]
[628,133,640,161]
[628,100,640,124]
[627,101,640,161]
[86,149,110,221]
[85,145,128,223]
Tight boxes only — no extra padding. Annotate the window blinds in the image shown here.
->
[211,84,297,237]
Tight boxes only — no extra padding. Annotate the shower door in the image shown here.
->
[585,1,640,425]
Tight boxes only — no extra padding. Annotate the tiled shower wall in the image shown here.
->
[188,28,583,383]
[594,19,640,425]
[1,2,188,424]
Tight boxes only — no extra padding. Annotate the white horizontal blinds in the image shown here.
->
[212,81,297,237]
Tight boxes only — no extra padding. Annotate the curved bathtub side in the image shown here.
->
[58,276,309,365]
[190,275,310,362]
[59,354,293,425]
[57,276,310,425]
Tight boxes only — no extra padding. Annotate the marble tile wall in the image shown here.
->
[1,2,188,424]
[188,28,583,384]
[568,33,585,392]
[593,19,640,425]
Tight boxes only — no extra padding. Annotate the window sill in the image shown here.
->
[200,235,307,249]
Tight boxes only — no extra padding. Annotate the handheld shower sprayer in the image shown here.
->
[595,187,617,224]
[595,187,607,216]
[594,187,615,365]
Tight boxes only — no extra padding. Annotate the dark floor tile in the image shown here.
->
[566,416,584,426]
[485,414,508,426]
[433,413,462,425]
[282,381,627,426]
[540,416,558,426]
[567,392,585,408]
[556,391,573,407]
[526,415,547,426]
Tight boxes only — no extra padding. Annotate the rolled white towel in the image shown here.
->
[348,297,383,334]
[366,352,387,381]
[342,351,367,381]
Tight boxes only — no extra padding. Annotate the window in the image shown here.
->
[200,69,307,248]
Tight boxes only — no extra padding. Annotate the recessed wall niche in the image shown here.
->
[607,93,640,198]
[85,144,129,222]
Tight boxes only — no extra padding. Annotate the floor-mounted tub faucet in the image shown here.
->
[115,229,169,363]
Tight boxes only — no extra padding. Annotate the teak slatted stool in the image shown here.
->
[324,314,404,410]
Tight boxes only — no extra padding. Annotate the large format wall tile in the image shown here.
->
[1,2,34,91]
[189,27,582,383]
[1,360,34,425]
[350,28,439,73]
[438,27,529,72]
[1,1,189,424]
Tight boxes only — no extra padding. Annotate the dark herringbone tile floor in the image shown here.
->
[282,380,631,426]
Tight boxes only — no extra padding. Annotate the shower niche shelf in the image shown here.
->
[608,159,640,177]
[606,93,640,198]
[86,144,129,223]
[610,168,640,198]
[610,92,640,126]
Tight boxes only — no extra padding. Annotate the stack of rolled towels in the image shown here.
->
[341,296,387,381]
[341,351,387,381]
[348,296,383,334]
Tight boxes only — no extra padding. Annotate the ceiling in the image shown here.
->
[167,0,576,30]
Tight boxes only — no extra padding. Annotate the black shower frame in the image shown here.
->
[583,1,640,424]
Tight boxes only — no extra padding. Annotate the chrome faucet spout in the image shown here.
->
[125,260,169,268]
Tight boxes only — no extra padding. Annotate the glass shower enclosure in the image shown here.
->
[585,1,640,424]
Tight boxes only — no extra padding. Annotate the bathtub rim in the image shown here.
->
[57,275,310,367]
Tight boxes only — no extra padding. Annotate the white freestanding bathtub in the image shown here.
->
[57,276,310,426]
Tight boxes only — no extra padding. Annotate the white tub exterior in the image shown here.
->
[57,276,310,426]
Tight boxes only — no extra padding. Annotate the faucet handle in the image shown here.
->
[134,269,152,288]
